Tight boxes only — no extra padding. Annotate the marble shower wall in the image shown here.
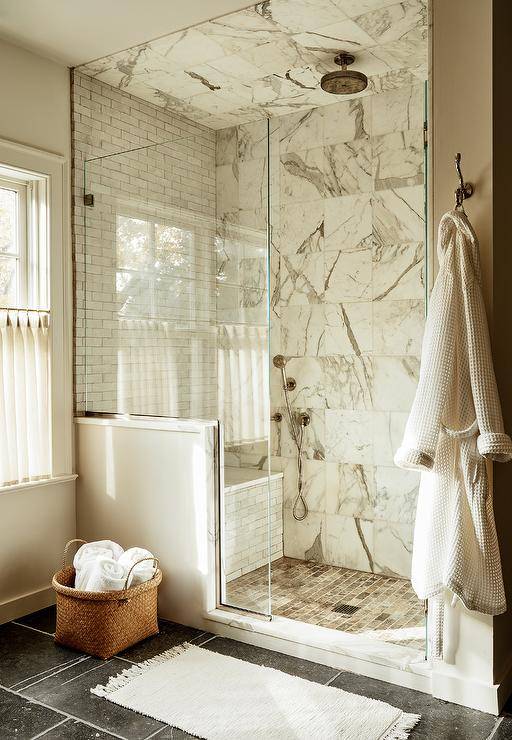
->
[271,82,426,579]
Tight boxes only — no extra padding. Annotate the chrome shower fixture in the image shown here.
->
[320,51,368,95]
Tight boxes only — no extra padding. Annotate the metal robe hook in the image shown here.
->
[454,153,474,209]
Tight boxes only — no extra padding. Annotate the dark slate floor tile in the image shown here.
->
[494,717,512,739]
[21,656,165,739]
[203,636,339,684]
[15,606,56,635]
[0,687,63,740]
[119,620,204,663]
[330,671,496,739]
[39,718,120,738]
[0,622,84,688]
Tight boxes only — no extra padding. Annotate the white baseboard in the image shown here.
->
[432,669,500,715]
[0,587,55,625]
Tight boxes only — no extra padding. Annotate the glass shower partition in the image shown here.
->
[83,131,273,617]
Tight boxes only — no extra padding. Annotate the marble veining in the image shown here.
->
[76,0,428,130]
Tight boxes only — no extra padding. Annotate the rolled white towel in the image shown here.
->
[118,547,156,587]
[73,540,124,570]
[81,557,127,592]
[74,548,111,590]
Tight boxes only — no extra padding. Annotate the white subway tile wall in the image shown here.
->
[72,70,217,416]
[223,473,283,583]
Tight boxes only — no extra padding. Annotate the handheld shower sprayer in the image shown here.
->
[273,354,296,391]
[272,355,310,521]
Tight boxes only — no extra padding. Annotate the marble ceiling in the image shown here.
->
[76,0,428,130]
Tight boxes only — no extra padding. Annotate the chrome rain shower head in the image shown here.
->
[273,354,287,369]
[320,51,368,95]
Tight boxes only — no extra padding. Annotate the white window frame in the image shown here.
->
[0,137,73,482]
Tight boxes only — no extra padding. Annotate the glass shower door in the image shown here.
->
[216,120,273,617]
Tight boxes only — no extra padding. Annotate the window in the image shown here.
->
[115,212,193,321]
[0,175,47,309]
[0,165,51,487]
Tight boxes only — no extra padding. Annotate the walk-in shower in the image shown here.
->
[77,0,429,661]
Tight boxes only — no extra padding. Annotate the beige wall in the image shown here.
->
[432,0,512,702]
[0,38,71,156]
[0,38,75,623]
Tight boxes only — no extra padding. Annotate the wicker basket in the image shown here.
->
[53,539,162,659]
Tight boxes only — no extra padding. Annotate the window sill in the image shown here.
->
[0,473,77,496]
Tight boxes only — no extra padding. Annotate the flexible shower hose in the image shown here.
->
[292,422,308,522]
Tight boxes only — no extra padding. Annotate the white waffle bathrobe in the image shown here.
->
[395,210,512,658]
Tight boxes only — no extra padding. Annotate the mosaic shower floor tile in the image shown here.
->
[226,556,425,651]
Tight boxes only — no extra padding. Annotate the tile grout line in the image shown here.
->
[195,635,218,647]
[15,656,91,691]
[28,717,69,740]
[325,670,343,686]
[12,621,55,638]
[60,659,115,686]
[486,716,504,740]
[10,655,89,690]
[0,683,128,739]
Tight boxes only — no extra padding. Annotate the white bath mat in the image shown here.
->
[92,643,420,740]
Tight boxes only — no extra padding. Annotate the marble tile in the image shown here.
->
[339,0,401,18]
[265,0,348,35]
[238,157,268,211]
[292,19,377,53]
[272,408,325,460]
[326,462,375,518]
[323,98,371,145]
[356,0,427,45]
[367,68,419,94]
[286,357,326,409]
[371,355,420,412]
[374,466,420,524]
[373,411,409,465]
[151,29,229,67]
[281,305,325,356]
[280,147,325,203]
[278,107,323,153]
[283,509,326,561]
[279,200,324,255]
[237,119,271,160]
[373,129,424,190]
[371,84,424,136]
[77,0,427,129]
[198,7,279,52]
[325,514,374,571]
[373,299,424,354]
[325,250,372,302]
[325,409,373,464]
[372,241,425,301]
[280,254,324,305]
[372,185,425,246]
[324,302,373,356]
[283,458,326,513]
[372,29,428,73]
[216,126,238,166]
[324,140,373,197]
[322,355,372,410]
[324,193,372,253]
[374,520,413,578]
[240,36,320,79]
